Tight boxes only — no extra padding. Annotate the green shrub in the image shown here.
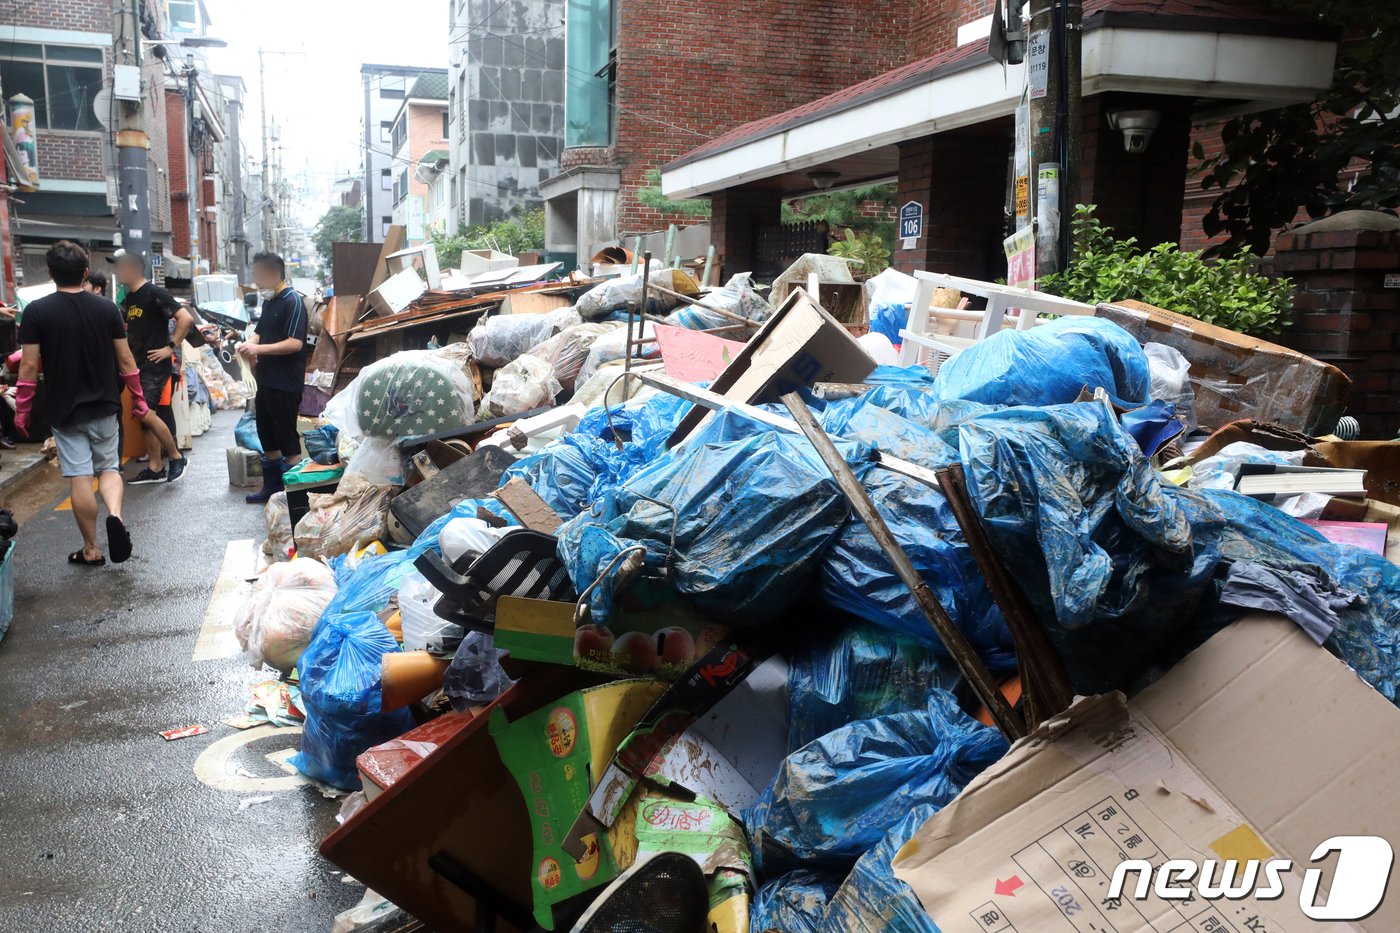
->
[1041,206,1294,335]
[430,208,546,270]
[828,227,891,278]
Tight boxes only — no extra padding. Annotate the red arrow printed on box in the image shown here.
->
[995,876,1024,897]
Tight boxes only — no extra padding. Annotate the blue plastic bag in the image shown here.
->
[819,803,945,932]
[302,423,340,464]
[750,870,841,933]
[869,302,910,345]
[934,316,1150,409]
[559,430,867,626]
[784,620,963,752]
[864,363,935,388]
[745,690,1007,875]
[235,409,262,453]
[291,610,415,790]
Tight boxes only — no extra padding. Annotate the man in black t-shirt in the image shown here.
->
[112,251,191,484]
[16,241,150,565]
[237,251,309,504]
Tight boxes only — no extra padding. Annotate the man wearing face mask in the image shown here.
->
[237,251,308,504]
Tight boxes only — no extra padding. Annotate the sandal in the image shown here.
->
[106,515,133,564]
[68,551,106,567]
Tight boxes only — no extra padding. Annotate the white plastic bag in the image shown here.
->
[1145,342,1199,432]
[575,269,693,321]
[440,516,508,564]
[487,354,563,416]
[234,558,338,673]
[575,322,659,389]
[294,474,393,560]
[669,272,770,331]
[397,569,465,653]
[469,309,582,366]
[345,435,404,485]
[263,491,294,561]
[523,322,621,387]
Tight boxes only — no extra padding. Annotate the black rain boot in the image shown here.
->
[245,456,286,504]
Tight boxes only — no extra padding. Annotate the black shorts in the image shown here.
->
[139,365,172,407]
[254,387,302,457]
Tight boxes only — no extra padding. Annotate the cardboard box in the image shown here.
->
[893,614,1400,932]
[1096,300,1349,435]
[365,266,427,316]
[669,287,876,444]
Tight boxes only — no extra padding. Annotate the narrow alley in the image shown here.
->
[0,412,358,932]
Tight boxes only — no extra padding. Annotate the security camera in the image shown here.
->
[1106,109,1162,155]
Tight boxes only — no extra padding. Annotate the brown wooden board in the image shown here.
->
[331,242,386,299]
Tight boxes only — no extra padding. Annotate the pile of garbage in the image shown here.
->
[228,265,1400,933]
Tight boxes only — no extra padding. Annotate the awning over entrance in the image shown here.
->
[661,0,1337,199]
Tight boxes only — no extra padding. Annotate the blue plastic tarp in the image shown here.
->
[819,803,946,932]
[745,690,1007,875]
[750,870,841,933]
[934,316,1150,409]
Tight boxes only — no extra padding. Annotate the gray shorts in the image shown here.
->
[52,415,121,478]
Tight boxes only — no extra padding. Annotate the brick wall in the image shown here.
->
[893,131,1008,278]
[38,134,105,182]
[611,0,948,236]
[1272,228,1400,436]
[1079,95,1193,250]
[406,102,448,205]
[0,0,108,33]
[165,90,191,257]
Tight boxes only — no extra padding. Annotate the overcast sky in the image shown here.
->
[201,0,447,223]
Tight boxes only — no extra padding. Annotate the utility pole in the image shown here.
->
[114,0,153,273]
[258,47,276,255]
[0,72,15,303]
[1027,0,1082,277]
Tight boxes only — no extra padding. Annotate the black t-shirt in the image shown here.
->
[18,291,126,428]
[253,287,309,393]
[121,282,179,366]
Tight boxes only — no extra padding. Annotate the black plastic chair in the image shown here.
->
[413,529,576,634]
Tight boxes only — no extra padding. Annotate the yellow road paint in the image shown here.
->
[54,479,100,512]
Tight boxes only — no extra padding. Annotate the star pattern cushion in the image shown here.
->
[355,360,470,437]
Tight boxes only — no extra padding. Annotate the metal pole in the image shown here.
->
[780,391,1027,742]
[702,244,715,287]
[258,48,275,254]
[114,0,152,275]
[1028,0,1081,277]
[0,70,14,303]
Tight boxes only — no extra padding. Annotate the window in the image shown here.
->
[564,0,615,147]
[381,216,392,238]
[379,120,393,143]
[442,110,450,139]
[380,168,393,190]
[391,114,407,153]
[0,42,104,132]
[165,0,200,35]
[398,169,409,203]
[458,73,468,141]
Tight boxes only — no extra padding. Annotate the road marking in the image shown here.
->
[193,724,308,793]
[54,479,99,512]
[193,537,261,661]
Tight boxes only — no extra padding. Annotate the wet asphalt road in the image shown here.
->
[0,411,361,932]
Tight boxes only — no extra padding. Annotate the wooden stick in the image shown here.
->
[781,392,1026,742]
[647,282,761,327]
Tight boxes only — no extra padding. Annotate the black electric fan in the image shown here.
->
[569,852,709,933]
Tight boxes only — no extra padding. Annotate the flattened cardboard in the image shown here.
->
[894,614,1400,932]
[1097,300,1349,435]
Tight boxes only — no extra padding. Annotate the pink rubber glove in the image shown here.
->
[13,380,36,438]
[120,371,149,419]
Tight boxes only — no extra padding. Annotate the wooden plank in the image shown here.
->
[493,477,564,534]
[330,242,385,298]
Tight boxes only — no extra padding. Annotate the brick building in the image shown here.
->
[164,69,229,276]
[387,70,449,245]
[0,0,173,283]
[660,0,1338,283]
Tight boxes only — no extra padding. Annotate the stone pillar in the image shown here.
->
[710,185,782,281]
[1272,222,1400,436]
[894,132,1009,278]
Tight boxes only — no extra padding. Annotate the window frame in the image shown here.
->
[379,120,393,144]
[0,41,105,134]
[380,168,393,191]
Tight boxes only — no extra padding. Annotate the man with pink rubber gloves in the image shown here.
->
[14,241,150,566]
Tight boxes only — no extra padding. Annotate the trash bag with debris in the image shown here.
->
[784,620,964,752]
[819,802,944,932]
[345,435,405,485]
[469,308,581,366]
[397,569,464,653]
[559,430,863,627]
[292,610,415,790]
[235,409,262,452]
[1145,341,1198,432]
[574,269,696,321]
[302,423,340,465]
[294,474,394,561]
[234,558,338,673]
[262,491,294,561]
[323,349,475,439]
[669,272,770,331]
[750,870,841,933]
[522,322,622,388]
[442,631,513,711]
[486,354,563,416]
[934,315,1151,409]
[573,322,661,389]
[745,689,1007,875]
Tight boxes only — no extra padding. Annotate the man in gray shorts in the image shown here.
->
[15,241,151,565]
